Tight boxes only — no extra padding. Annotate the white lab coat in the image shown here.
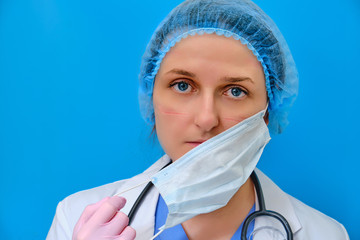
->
[47,155,349,240]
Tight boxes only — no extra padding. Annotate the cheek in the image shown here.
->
[153,89,191,145]
[219,104,265,129]
[154,103,193,161]
[220,115,247,130]
[216,101,251,126]
[153,102,193,139]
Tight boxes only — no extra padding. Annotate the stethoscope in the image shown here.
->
[128,162,293,240]
[241,172,293,240]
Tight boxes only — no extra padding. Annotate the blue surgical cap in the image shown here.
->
[138,0,298,134]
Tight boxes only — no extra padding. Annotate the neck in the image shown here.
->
[182,177,255,240]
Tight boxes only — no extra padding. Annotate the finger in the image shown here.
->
[79,197,110,224]
[102,211,129,236]
[87,196,126,228]
[115,226,136,240]
[74,197,110,232]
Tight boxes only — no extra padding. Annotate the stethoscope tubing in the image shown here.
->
[241,172,293,240]
[128,180,153,226]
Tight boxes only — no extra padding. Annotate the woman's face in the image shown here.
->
[153,34,267,161]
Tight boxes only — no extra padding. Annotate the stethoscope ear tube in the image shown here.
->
[241,172,293,240]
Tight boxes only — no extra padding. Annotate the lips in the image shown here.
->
[186,142,202,147]
[186,139,208,147]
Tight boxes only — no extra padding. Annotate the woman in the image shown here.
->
[47,0,349,239]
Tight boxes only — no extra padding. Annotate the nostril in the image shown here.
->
[194,107,220,132]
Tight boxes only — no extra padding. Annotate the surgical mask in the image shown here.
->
[150,108,271,238]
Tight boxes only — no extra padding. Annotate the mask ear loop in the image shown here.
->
[113,180,150,197]
[150,228,164,240]
[114,161,172,197]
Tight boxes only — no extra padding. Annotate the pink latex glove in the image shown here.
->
[72,196,136,240]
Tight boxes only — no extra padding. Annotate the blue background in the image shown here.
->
[0,0,359,239]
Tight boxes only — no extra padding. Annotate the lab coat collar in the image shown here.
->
[121,156,302,239]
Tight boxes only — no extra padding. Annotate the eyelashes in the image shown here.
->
[224,86,247,99]
[169,80,248,100]
[170,81,193,93]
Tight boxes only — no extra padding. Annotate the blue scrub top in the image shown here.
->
[154,194,255,239]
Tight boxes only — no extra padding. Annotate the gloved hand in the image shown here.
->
[72,196,136,240]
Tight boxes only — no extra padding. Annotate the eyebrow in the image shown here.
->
[166,68,254,84]
[166,68,196,78]
[221,76,254,84]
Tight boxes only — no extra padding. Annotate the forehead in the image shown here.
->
[157,33,264,82]
[163,33,257,61]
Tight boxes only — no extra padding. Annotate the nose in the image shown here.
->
[194,94,220,132]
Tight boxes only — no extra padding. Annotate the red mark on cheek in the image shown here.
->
[155,104,190,116]
[222,116,246,123]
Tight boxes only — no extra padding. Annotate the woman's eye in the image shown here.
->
[171,81,192,93]
[225,87,247,99]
